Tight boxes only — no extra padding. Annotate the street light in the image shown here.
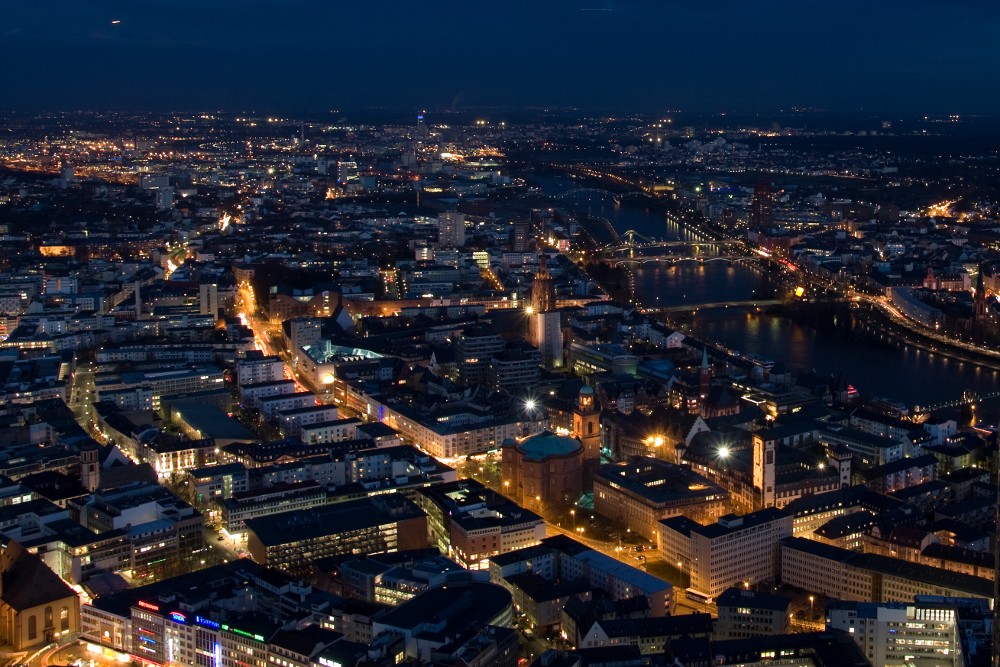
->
[809,595,815,618]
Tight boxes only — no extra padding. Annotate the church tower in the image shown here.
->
[531,247,556,315]
[698,347,711,412]
[573,385,601,461]
[751,432,776,509]
[573,384,602,490]
[80,441,100,492]
[974,264,993,342]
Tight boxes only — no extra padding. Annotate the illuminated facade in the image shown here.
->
[416,480,545,571]
[659,508,792,602]
[572,385,601,461]
[0,541,80,650]
[780,537,993,604]
[501,430,582,514]
[245,495,427,574]
[827,600,960,667]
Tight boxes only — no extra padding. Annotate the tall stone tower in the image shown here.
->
[752,432,776,509]
[80,441,100,492]
[531,248,556,315]
[974,264,994,342]
[573,385,601,461]
[830,447,852,488]
[573,384,601,489]
[698,347,711,412]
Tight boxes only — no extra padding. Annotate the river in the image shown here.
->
[531,175,999,412]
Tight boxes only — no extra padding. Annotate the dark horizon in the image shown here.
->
[5,0,1000,115]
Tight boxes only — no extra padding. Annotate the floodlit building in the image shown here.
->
[659,508,792,602]
[827,600,960,667]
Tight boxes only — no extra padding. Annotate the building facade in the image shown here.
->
[659,508,792,602]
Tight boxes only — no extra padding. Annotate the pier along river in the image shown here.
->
[532,176,999,413]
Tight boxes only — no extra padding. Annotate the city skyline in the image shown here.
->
[2,3,1000,662]
[5,0,1000,113]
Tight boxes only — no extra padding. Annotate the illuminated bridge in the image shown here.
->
[642,299,784,314]
[912,390,1000,416]
[553,188,654,206]
[594,229,744,255]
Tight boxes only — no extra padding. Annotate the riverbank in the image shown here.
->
[522,166,1000,409]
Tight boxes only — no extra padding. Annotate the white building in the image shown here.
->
[659,508,792,602]
[532,311,563,369]
[258,392,314,420]
[278,404,339,437]
[239,379,297,409]
[299,417,363,445]
[827,600,959,667]
[236,354,285,387]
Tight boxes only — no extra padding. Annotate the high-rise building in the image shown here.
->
[198,283,219,318]
[336,160,359,185]
[436,211,466,248]
[749,180,774,231]
[532,311,563,369]
[454,324,504,386]
[155,188,174,211]
[511,220,532,252]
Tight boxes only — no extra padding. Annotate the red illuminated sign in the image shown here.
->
[137,601,160,611]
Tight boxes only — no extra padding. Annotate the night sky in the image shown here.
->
[4,0,1000,114]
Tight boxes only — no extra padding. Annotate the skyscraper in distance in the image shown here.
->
[436,211,466,248]
[749,181,775,231]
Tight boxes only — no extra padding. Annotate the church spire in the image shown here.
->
[531,241,555,314]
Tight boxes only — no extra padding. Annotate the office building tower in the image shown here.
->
[336,160,359,185]
[436,211,466,248]
[198,283,219,318]
[749,181,774,231]
[511,220,532,252]
[532,311,563,369]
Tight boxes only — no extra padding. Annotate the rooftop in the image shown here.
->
[594,457,727,508]
[511,430,582,461]
[245,494,424,546]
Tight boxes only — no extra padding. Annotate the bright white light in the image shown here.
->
[525,399,537,412]
[718,446,730,459]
